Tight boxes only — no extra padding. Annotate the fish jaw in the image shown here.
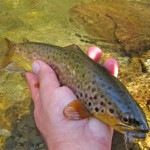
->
[114,123,148,140]
[125,131,147,141]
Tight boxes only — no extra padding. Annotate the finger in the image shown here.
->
[87,46,102,62]
[32,60,60,97]
[103,58,118,77]
[25,72,39,102]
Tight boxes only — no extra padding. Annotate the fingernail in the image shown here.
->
[32,62,40,74]
[87,46,102,62]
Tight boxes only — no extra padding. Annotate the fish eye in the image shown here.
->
[121,117,129,123]
[120,113,135,125]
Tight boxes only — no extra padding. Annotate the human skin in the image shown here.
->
[25,47,118,150]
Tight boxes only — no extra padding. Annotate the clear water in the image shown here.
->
[0,0,92,46]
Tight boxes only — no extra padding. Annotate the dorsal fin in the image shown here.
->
[4,38,15,49]
[23,38,30,43]
[64,44,82,51]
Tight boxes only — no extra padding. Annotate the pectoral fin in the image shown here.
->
[63,100,91,120]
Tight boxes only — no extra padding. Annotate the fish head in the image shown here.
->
[115,111,149,140]
[93,92,149,141]
[113,95,149,141]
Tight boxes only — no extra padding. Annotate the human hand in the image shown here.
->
[25,46,118,150]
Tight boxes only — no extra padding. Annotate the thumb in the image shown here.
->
[32,60,60,97]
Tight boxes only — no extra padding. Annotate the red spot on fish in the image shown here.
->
[43,54,46,58]
[33,54,37,58]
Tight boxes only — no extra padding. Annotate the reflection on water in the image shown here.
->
[0,0,149,149]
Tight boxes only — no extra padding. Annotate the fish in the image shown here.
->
[0,38,149,141]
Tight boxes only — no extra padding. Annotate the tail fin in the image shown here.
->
[0,38,15,69]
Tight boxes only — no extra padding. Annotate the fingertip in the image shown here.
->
[103,58,118,77]
[32,60,57,77]
[32,60,60,95]
[32,61,40,74]
[87,46,102,62]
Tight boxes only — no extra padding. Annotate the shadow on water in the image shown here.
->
[4,101,48,150]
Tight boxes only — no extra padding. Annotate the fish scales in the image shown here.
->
[24,42,126,114]
[1,38,149,140]
[24,42,136,116]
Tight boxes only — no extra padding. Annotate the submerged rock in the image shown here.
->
[71,0,150,56]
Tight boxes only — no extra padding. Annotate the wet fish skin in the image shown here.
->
[1,38,149,140]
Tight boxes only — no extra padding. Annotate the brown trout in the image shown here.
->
[1,38,149,140]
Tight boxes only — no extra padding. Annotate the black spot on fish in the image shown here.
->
[100,101,104,106]
[128,101,132,104]
[87,70,91,74]
[64,51,68,55]
[109,109,114,114]
[91,88,96,92]
[101,83,105,88]
[95,107,99,112]
[82,73,85,78]
[92,81,96,84]
[85,93,88,98]
[101,95,104,98]
[88,102,91,106]
[101,109,104,113]
[108,101,112,105]
[93,95,97,100]
[90,97,92,100]
[108,86,112,90]
[99,77,102,80]
[80,93,83,97]
[77,85,80,89]
[87,85,91,90]
[75,64,79,69]
[93,74,96,78]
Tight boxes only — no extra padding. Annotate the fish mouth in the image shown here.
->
[115,124,134,131]
[125,131,147,139]
[115,124,147,139]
